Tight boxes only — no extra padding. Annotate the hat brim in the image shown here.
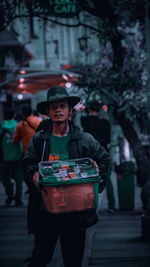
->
[36,96,80,115]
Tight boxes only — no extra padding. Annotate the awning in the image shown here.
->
[3,70,78,95]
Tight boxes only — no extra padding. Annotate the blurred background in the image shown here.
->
[0,0,150,220]
[0,1,150,266]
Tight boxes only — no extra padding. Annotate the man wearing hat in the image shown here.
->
[23,86,111,267]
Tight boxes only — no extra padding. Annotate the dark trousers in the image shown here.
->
[2,161,23,204]
[29,211,86,267]
[106,167,115,209]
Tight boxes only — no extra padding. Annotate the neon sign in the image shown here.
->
[49,0,79,17]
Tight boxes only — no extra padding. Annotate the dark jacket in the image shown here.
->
[81,116,111,150]
[23,122,111,233]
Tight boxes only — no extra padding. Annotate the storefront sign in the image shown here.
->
[49,0,79,17]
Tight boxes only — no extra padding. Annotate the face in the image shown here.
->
[47,100,72,124]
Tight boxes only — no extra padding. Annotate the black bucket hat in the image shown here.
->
[37,86,80,115]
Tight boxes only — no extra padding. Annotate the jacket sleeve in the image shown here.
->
[83,133,111,183]
[22,134,42,187]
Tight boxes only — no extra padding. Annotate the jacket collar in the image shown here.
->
[69,122,81,139]
[40,121,81,140]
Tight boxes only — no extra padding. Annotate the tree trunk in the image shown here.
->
[109,19,150,187]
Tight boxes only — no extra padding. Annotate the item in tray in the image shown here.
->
[52,162,59,167]
[62,177,70,181]
[74,166,81,176]
[69,172,77,179]
[61,164,69,169]
[64,161,76,167]
[80,172,88,178]
[59,169,69,179]
[53,173,62,180]
[42,167,53,176]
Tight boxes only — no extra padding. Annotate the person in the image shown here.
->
[81,101,116,213]
[13,106,41,154]
[36,116,51,132]
[0,108,23,206]
[22,86,111,267]
[72,100,86,130]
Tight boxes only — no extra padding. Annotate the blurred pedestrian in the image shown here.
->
[0,108,23,206]
[22,86,111,267]
[32,109,43,121]
[36,115,51,132]
[72,100,86,130]
[13,106,41,154]
[81,101,116,213]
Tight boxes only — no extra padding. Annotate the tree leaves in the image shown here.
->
[72,19,149,127]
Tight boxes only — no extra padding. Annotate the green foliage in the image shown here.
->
[71,22,149,125]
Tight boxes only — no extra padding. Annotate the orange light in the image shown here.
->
[62,64,72,69]
[102,105,108,112]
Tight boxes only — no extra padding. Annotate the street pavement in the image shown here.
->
[0,171,150,267]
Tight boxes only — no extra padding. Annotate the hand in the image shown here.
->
[33,172,40,186]
[93,160,99,171]
[74,101,85,111]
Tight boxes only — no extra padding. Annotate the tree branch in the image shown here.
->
[37,15,103,34]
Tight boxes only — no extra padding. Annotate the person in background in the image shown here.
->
[32,110,43,121]
[81,101,116,213]
[36,114,51,132]
[22,86,111,267]
[72,100,86,130]
[0,108,23,206]
[13,106,41,154]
